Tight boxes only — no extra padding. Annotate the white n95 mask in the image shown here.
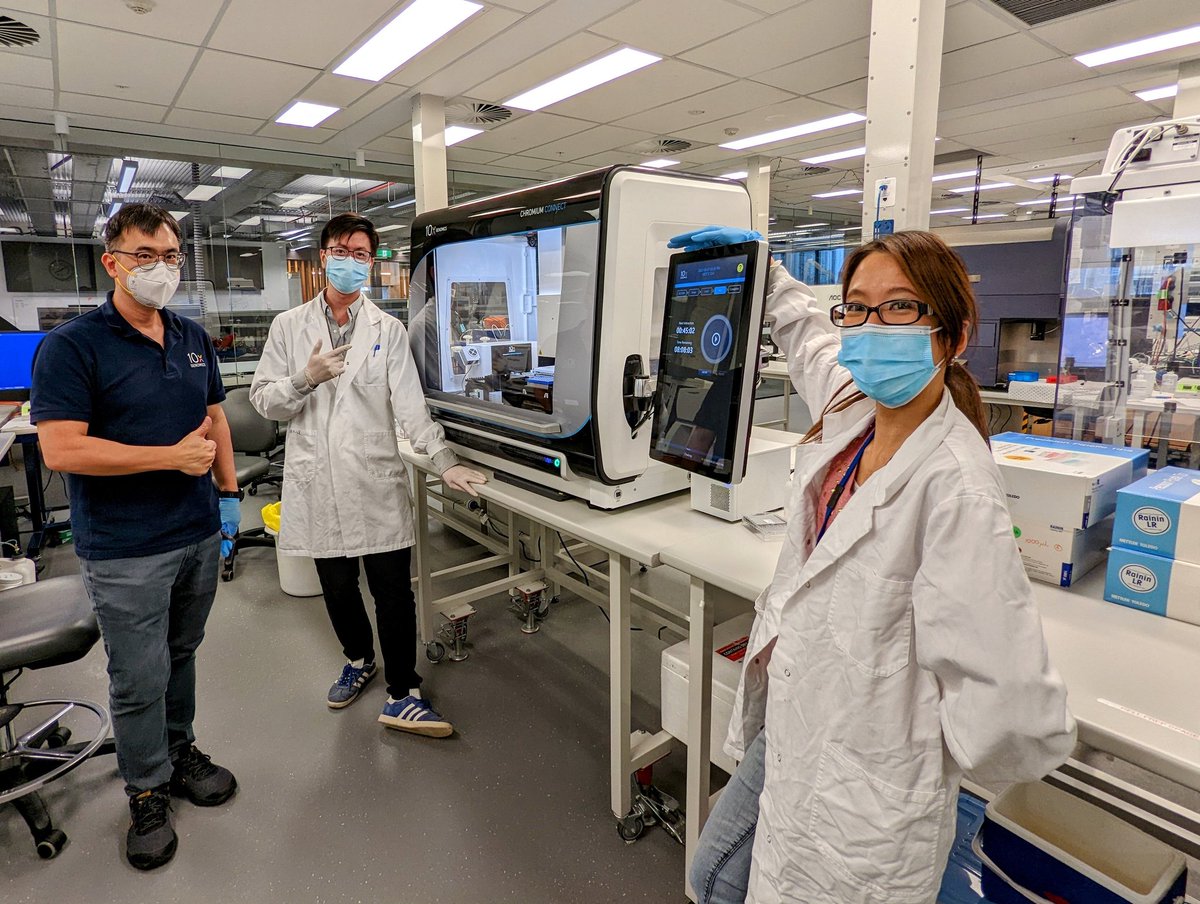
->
[116,260,180,310]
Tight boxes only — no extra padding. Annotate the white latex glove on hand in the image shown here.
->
[304,340,352,386]
[442,464,487,497]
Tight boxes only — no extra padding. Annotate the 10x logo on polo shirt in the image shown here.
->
[187,352,206,368]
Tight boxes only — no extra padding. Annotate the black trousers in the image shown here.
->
[312,548,420,698]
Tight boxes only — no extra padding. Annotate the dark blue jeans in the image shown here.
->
[79,533,220,795]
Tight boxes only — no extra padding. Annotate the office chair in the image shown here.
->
[221,387,280,582]
[0,575,116,859]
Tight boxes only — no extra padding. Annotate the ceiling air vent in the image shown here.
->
[801,165,830,176]
[631,138,693,156]
[446,102,512,125]
[0,16,39,47]
[986,0,1121,26]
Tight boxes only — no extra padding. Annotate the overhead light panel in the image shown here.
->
[963,213,1009,220]
[388,198,418,209]
[505,47,661,112]
[1018,196,1079,206]
[168,210,190,221]
[719,171,748,180]
[931,170,977,183]
[812,188,863,199]
[280,193,324,208]
[641,158,680,169]
[334,0,482,82]
[183,185,223,202]
[116,159,138,194]
[1135,84,1179,102]
[838,226,863,231]
[213,166,251,180]
[720,112,866,151]
[108,201,123,217]
[801,146,866,165]
[376,224,406,233]
[240,216,262,227]
[1027,174,1067,183]
[1075,24,1200,68]
[930,207,970,214]
[948,182,1013,193]
[239,251,259,257]
[445,125,484,146]
[276,101,339,128]
[278,226,312,238]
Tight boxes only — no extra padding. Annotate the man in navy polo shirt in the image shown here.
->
[32,204,241,871]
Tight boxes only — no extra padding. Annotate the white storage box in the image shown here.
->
[1104,546,1200,628]
[992,433,1149,530]
[1012,517,1111,587]
[1111,466,1200,565]
[660,612,754,775]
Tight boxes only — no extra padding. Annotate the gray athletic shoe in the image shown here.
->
[327,660,378,709]
[126,786,176,871]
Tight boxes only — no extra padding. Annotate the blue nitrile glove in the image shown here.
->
[667,226,763,252]
[219,497,241,559]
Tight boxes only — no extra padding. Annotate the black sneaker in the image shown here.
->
[170,744,237,807]
[127,786,176,871]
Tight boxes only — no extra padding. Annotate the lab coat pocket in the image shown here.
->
[363,431,402,480]
[809,742,945,901]
[282,429,316,489]
[828,563,912,678]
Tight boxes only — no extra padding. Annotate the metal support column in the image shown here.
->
[861,0,947,235]
[411,94,449,214]
[610,552,633,819]
[1174,60,1200,119]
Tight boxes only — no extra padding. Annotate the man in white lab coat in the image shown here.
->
[250,213,484,737]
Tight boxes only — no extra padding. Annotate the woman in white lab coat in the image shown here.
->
[672,228,1077,904]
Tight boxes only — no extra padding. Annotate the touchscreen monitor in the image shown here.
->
[648,241,767,483]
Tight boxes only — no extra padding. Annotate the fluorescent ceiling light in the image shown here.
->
[239,251,259,257]
[278,227,311,238]
[801,146,866,165]
[389,198,417,209]
[963,213,1009,220]
[1075,25,1200,68]
[240,216,262,227]
[108,201,123,217]
[445,125,484,146]
[116,160,138,194]
[1018,195,1078,206]
[213,166,251,180]
[1136,84,1179,102]
[931,207,970,214]
[280,193,324,208]
[183,185,223,202]
[505,47,661,111]
[719,171,748,180]
[376,224,406,233]
[276,101,339,128]
[1027,174,1066,183]
[641,158,680,169]
[931,170,977,183]
[720,112,866,151]
[812,188,862,199]
[168,210,190,221]
[838,226,863,231]
[948,182,1013,193]
[334,0,482,82]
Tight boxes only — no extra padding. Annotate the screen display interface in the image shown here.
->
[0,332,45,391]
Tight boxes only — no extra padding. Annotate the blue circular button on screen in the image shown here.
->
[700,314,733,365]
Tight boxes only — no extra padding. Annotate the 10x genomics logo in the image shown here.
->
[188,352,205,368]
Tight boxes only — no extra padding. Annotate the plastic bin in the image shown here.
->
[973,782,1187,904]
[263,524,322,598]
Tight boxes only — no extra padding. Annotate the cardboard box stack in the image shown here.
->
[992,433,1149,587]
[1104,467,1200,627]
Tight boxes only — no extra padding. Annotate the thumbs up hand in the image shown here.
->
[173,416,217,476]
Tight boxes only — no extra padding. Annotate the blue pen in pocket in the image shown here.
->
[373,343,380,357]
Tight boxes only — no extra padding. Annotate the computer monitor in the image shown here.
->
[1059,314,1108,369]
[0,332,46,401]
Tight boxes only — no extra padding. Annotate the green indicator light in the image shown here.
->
[554,458,561,468]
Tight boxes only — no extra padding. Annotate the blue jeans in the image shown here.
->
[79,533,220,795]
[689,731,766,904]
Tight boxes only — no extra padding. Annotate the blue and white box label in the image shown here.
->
[1112,466,1200,565]
[1104,547,1200,627]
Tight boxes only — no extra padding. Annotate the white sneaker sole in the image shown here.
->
[377,714,453,738]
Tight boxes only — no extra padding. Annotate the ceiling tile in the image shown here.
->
[299,73,377,109]
[56,21,196,104]
[364,135,412,155]
[57,92,169,123]
[466,112,594,155]
[942,1,1017,53]
[1032,0,1199,56]
[939,59,1091,110]
[386,6,523,88]
[207,0,398,68]
[490,0,554,11]
[753,37,869,95]
[165,107,265,135]
[464,31,615,104]
[548,59,732,125]
[667,95,850,147]
[941,33,1061,86]
[733,0,801,12]
[0,84,52,109]
[941,86,1134,136]
[613,80,796,134]
[0,49,50,88]
[54,0,224,43]
[809,77,869,111]
[320,84,407,131]
[588,0,763,56]
[0,1,49,14]
[525,124,658,162]
[446,146,505,165]
[680,0,870,78]
[175,50,320,118]
[255,123,338,144]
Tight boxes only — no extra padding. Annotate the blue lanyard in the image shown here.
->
[817,430,874,542]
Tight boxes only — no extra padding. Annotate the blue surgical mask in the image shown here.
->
[837,324,945,409]
[325,256,370,295]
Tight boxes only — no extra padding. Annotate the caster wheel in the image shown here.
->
[45,726,72,749]
[535,597,551,618]
[617,815,645,843]
[35,829,67,859]
[425,642,446,663]
[248,486,258,496]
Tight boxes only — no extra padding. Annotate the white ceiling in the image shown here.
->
[0,0,1195,225]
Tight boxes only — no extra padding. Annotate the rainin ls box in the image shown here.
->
[1111,466,1200,565]
[992,433,1148,530]
[1104,546,1200,627]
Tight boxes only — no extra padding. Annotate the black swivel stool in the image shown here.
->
[221,386,281,581]
[0,575,116,859]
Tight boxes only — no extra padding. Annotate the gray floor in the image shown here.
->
[1,473,694,904]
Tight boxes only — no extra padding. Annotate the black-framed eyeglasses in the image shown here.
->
[323,246,373,265]
[830,299,933,328]
[110,249,187,271]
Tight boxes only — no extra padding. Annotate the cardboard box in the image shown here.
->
[1111,467,1200,565]
[1104,547,1200,628]
[992,433,1149,531]
[1013,518,1111,587]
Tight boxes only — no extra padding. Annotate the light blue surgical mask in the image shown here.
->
[837,324,945,409]
[325,256,371,295]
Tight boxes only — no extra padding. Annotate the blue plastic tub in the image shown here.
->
[938,792,988,904]
[974,783,1187,904]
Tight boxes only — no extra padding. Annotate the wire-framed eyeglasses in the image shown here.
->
[323,246,374,265]
[110,249,187,271]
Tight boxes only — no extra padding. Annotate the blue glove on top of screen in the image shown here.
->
[667,226,763,253]
[219,496,241,559]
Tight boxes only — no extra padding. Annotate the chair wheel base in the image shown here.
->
[35,828,67,859]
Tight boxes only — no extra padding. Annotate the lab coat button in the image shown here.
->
[784,668,791,677]
[804,581,811,589]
